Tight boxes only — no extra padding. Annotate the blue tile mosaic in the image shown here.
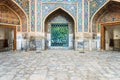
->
[90,0,108,18]
[84,0,88,32]
[15,0,29,15]
[37,0,41,31]
[31,1,35,31]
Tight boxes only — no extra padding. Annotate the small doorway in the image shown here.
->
[51,23,69,47]
[101,22,120,51]
[0,25,16,51]
[105,26,114,50]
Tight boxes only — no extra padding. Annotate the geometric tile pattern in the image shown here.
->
[42,3,77,20]
[0,5,20,25]
[78,0,82,32]
[92,1,120,33]
[30,0,83,32]
[84,0,88,32]
[98,9,120,32]
[31,1,35,32]
[3,0,110,32]
[37,0,41,32]
[0,0,28,32]
[14,0,29,15]
[90,0,107,19]
[0,5,20,31]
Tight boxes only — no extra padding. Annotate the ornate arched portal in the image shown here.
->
[0,0,27,50]
[44,8,75,49]
[91,1,120,50]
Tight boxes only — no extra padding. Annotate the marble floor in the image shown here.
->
[0,50,120,80]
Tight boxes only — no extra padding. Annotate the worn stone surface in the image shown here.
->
[0,50,120,80]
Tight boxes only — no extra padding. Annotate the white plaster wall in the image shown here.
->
[92,40,97,50]
[69,34,73,48]
[16,33,22,50]
[114,26,120,39]
[97,33,100,50]
[105,30,110,50]
[91,33,100,50]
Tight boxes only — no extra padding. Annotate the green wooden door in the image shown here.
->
[51,23,69,47]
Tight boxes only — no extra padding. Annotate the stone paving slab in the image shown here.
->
[0,50,120,80]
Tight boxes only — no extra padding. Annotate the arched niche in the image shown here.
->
[44,8,75,49]
[91,1,120,50]
[0,0,28,32]
[92,1,120,33]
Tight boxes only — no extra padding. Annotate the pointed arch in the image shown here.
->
[90,0,110,32]
[0,0,28,32]
[43,7,77,35]
[43,7,76,25]
[91,0,120,33]
[43,7,76,50]
[0,4,21,26]
[12,0,28,19]
[11,0,28,32]
[90,0,120,50]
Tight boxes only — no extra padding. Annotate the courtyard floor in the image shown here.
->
[0,50,120,80]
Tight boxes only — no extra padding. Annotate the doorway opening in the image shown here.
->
[0,25,16,51]
[101,23,120,51]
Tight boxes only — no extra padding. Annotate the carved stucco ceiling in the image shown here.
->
[0,0,26,19]
[0,0,27,32]
[93,1,120,22]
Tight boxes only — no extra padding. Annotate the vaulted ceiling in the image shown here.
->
[93,1,120,22]
[0,0,27,32]
[0,0,26,19]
